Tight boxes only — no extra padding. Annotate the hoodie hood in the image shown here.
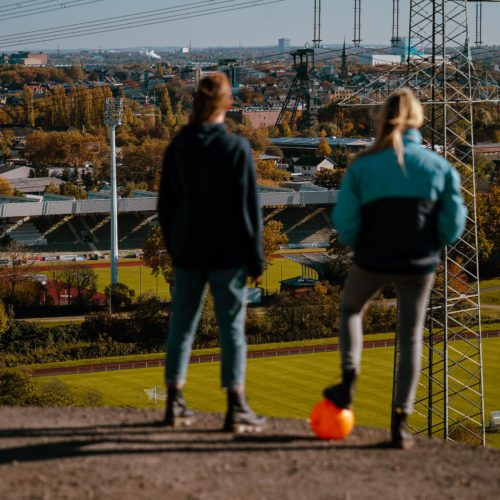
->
[180,123,227,148]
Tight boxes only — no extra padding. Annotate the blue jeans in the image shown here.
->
[165,267,248,390]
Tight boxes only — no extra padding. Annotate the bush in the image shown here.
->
[82,388,104,407]
[39,379,75,407]
[0,369,41,406]
[104,283,135,310]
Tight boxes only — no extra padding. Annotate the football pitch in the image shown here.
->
[92,257,306,298]
[37,337,500,448]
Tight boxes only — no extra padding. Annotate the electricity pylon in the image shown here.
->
[340,0,500,446]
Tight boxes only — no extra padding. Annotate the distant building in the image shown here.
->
[278,38,291,54]
[329,87,354,102]
[6,51,48,66]
[474,142,500,161]
[293,156,336,179]
[340,40,349,80]
[392,37,425,60]
[359,54,402,66]
[227,109,281,128]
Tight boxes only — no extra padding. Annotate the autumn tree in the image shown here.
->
[0,130,13,161]
[142,226,173,293]
[60,182,87,200]
[256,159,290,184]
[64,65,86,81]
[0,177,14,196]
[174,101,188,130]
[23,86,35,127]
[263,220,288,270]
[476,185,500,271]
[0,300,9,337]
[314,168,345,190]
[122,138,168,187]
[316,130,332,157]
[159,86,176,129]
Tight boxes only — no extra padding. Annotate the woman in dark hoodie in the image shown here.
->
[158,73,265,432]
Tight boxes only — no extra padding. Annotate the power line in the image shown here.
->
[0,0,216,38]
[0,0,66,13]
[0,0,105,22]
[0,0,285,48]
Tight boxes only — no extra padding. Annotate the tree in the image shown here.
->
[476,185,500,269]
[0,370,40,406]
[159,86,176,129]
[314,169,345,190]
[263,220,288,270]
[64,65,86,81]
[174,101,188,130]
[142,226,173,292]
[45,181,60,195]
[122,138,168,187]
[256,159,290,183]
[0,177,14,196]
[23,86,35,127]
[104,283,136,310]
[0,242,36,305]
[316,130,332,157]
[60,182,87,200]
[0,130,13,161]
[0,300,9,337]
[72,265,98,305]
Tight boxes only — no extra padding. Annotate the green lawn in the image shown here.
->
[92,258,306,298]
[36,337,500,448]
[481,278,500,306]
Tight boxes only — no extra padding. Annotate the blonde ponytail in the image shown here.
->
[363,88,424,169]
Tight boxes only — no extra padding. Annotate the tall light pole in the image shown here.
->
[104,97,124,287]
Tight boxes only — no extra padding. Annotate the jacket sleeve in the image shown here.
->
[437,164,467,246]
[332,166,362,247]
[158,142,176,253]
[240,141,264,277]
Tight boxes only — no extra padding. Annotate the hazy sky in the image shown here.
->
[0,0,498,51]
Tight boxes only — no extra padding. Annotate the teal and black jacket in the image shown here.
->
[333,129,467,274]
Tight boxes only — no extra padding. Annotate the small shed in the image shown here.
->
[280,276,319,295]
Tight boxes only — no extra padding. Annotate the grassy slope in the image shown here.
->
[36,337,500,448]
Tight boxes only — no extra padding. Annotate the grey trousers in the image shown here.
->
[340,264,435,414]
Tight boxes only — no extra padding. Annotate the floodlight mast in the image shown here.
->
[104,97,124,287]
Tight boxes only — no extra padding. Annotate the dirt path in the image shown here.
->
[0,408,498,499]
[31,330,500,378]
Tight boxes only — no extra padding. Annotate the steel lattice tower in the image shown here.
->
[404,0,489,446]
[276,49,319,130]
[340,0,500,446]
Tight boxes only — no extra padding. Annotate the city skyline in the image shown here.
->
[0,0,498,51]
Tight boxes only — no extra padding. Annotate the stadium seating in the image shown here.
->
[0,207,332,254]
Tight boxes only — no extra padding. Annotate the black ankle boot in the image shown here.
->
[391,409,415,450]
[163,386,195,427]
[323,369,357,409]
[223,390,266,433]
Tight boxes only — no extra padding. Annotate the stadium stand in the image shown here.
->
[0,190,337,255]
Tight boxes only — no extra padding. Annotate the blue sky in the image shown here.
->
[0,0,498,50]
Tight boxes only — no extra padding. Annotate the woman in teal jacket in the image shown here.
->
[324,88,466,449]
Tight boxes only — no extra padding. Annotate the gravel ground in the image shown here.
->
[0,408,499,500]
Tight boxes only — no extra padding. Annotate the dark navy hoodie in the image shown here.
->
[158,123,264,277]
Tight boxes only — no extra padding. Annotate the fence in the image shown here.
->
[31,329,500,378]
